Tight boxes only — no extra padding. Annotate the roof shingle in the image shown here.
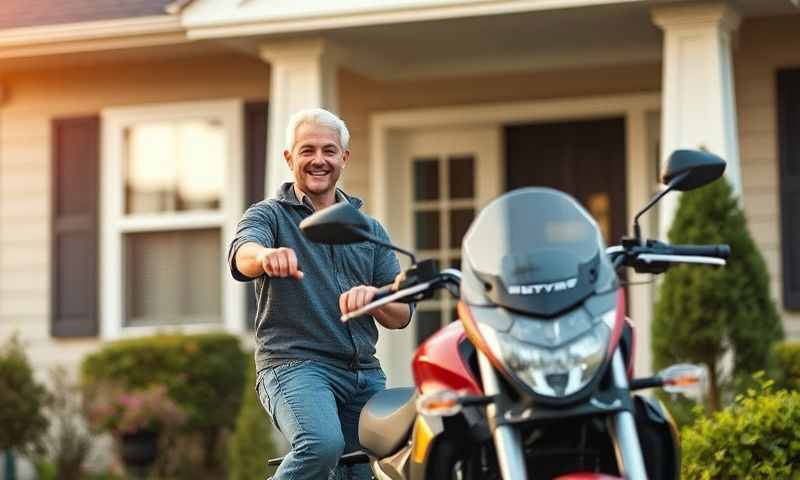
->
[0,0,175,30]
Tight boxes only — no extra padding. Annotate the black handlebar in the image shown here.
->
[665,244,730,259]
[612,239,731,274]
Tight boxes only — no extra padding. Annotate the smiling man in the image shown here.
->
[228,108,412,480]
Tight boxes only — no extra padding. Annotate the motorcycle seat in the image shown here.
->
[359,387,417,458]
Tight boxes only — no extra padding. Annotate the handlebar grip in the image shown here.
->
[372,284,396,301]
[669,244,730,259]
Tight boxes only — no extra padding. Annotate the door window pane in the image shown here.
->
[124,120,226,214]
[414,158,440,201]
[448,155,475,199]
[124,228,221,326]
[450,208,475,248]
[415,211,441,249]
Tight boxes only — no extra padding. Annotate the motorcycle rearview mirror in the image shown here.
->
[300,202,417,262]
[629,149,726,244]
[300,202,371,245]
[662,149,726,192]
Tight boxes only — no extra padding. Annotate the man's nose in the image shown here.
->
[310,151,326,164]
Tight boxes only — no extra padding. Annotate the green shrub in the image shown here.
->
[652,177,783,414]
[80,333,246,475]
[228,354,278,480]
[772,341,800,390]
[0,335,49,454]
[681,375,800,479]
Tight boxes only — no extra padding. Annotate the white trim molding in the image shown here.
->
[182,0,646,39]
[100,99,245,340]
[0,15,188,59]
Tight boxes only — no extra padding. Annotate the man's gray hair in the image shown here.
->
[285,108,350,151]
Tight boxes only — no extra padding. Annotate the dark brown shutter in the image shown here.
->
[244,102,268,328]
[51,116,100,337]
[778,69,800,310]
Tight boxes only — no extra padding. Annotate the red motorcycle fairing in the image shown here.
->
[412,321,482,395]
[554,474,622,480]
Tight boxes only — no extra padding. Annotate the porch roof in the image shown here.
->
[0,0,176,29]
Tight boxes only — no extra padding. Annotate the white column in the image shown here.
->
[625,108,657,376]
[652,2,742,239]
[259,38,341,199]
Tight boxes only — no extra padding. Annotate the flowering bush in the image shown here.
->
[88,385,185,436]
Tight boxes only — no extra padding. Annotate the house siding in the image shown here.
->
[0,53,267,374]
[735,14,800,336]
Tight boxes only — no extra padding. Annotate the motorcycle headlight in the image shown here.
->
[478,310,614,398]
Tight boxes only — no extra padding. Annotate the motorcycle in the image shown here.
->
[272,149,729,479]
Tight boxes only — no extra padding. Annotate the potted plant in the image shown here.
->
[87,385,185,477]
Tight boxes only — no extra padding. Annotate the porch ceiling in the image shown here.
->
[325,2,663,79]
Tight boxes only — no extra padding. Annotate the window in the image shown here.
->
[101,100,245,337]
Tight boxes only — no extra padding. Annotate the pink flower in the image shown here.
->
[87,385,185,435]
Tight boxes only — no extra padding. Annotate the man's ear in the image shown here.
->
[283,150,293,169]
[342,149,350,169]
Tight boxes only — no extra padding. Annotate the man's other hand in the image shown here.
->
[339,285,378,317]
[258,247,304,279]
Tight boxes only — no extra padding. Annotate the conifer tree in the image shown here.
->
[652,177,783,412]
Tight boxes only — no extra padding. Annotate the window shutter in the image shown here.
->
[778,68,800,310]
[51,116,100,336]
[244,102,268,328]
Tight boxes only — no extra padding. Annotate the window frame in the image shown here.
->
[100,99,245,338]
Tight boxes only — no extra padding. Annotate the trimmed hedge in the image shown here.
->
[228,353,278,480]
[681,376,800,479]
[80,333,246,472]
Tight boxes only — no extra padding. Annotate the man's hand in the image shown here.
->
[339,285,378,317]
[339,284,411,329]
[257,247,304,279]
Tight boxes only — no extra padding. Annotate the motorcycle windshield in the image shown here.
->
[462,187,616,317]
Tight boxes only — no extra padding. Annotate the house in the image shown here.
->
[0,0,798,390]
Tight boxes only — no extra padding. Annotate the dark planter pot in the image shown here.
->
[120,430,159,476]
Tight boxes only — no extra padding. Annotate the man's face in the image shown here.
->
[284,122,349,196]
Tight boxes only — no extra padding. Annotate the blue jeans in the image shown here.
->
[256,360,385,480]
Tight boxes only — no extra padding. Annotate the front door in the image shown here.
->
[505,117,627,244]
